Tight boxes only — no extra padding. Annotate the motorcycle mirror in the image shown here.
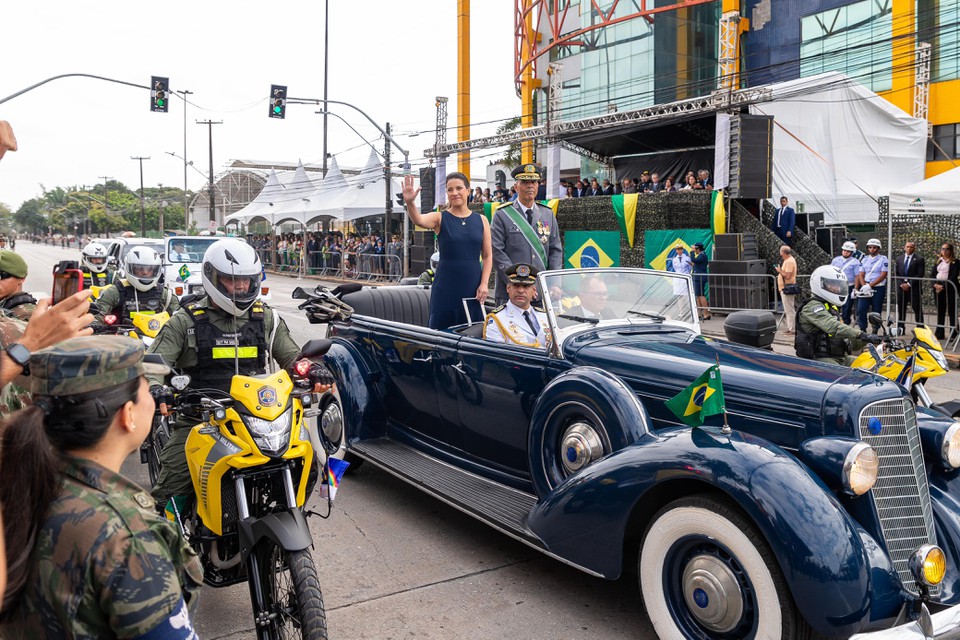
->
[301,338,332,359]
[867,312,882,328]
[889,326,903,337]
[292,287,311,300]
[170,374,192,391]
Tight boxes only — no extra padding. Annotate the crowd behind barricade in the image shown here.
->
[248,231,405,281]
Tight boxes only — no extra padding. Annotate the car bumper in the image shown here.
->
[851,603,960,639]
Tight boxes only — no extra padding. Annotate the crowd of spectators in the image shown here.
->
[248,231,404,280]
[563,169,713,198]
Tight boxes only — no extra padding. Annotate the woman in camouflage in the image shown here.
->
[0,336,203,638]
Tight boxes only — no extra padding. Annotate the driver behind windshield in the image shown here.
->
[483,263,549,349]
[567,275,612,320]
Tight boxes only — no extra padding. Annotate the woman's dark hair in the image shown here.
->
[0,377,142,613]
[446,171,470,190]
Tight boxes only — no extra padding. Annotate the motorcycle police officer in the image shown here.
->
[796,265,883,365]
[94,246,180,325]
[79,241,112,290]
[146,238,329,508]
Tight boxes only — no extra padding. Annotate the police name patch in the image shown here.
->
[257,385,278,407]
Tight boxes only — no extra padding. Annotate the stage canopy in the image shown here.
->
[889,166,960,217]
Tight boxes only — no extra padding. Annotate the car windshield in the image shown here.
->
[541,268,697,330]
[166,238,219,263]
[119,240,163,262]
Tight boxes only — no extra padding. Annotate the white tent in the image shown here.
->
[300,148,401,224]
[889,166,960,217]
[748,72,928,224]
[224,169,287,225]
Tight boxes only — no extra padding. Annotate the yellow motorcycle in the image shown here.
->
[159,338,334,640]
[851,312,957,416]
[100,310,170,348]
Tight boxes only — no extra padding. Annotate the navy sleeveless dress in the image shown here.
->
[429,210,483,330]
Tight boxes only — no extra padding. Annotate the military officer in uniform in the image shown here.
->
[796,265,882,365]
[94,246,180,325]
[0,336,202,638]
[418,252,439,286]
[490,163,563,304]
[484,263,550,349]
[0,251,37,321]
[148,238,329,509]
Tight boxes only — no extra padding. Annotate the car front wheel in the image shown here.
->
[639,495,811,640]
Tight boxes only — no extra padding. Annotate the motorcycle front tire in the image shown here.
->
[255,542,328,640]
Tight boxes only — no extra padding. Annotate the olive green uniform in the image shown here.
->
[0,456,203,639]
[0,313,30,417]
[0,296,36,322]
[147,296,301,500]
[797,298,867,365]
[94,280,180,324]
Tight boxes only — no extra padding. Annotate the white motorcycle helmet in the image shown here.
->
[841,241,856,253]
[202,239,262,317]
[81,242,109,273]
[124,246,163,292]
[810,265,849,306]
[430,252,440,270]
[866,238,882,249]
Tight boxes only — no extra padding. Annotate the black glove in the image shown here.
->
[858,332,884,345]
[309,363,335,387]
[150,384,174,406]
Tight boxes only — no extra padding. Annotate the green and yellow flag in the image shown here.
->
[665,364,725,427]
[710,190,726,235]
[611,193,639,247]
[482,202,502,223]
[564,231,620,269]
[537,199,560,216]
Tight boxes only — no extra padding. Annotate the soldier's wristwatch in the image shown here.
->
[6,342,30,375]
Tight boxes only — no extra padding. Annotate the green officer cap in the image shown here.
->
[0,251,27,278]
[511,163,544,182]
[505,262,539,285]
[29,336,170,396]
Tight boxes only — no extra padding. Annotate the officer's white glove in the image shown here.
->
[859,284,873,297]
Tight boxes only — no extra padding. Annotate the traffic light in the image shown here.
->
[269,84,287,119]
[150,76,169,113]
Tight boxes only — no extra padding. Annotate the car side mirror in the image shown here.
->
[292,287,311,300]
[301,339,332,359]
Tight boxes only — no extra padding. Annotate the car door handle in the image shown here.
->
[452,361,467,374]
[412,352,433,363]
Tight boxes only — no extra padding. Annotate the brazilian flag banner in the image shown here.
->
[665,364,726,427]
[565,231,620,269]
[710,190,727,235]
[610,194,639,247]
[482,202,502,223]
[537,199,560,216]
[644,229,713,271]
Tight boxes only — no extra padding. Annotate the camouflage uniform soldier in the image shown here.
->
[0,314,30,416]
[0,336,202,639]
[0,252,37,322]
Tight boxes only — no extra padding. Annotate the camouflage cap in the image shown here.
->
[29,335,170,396]
[0,250,28,278]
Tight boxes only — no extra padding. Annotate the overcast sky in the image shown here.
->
[0,1,517,210]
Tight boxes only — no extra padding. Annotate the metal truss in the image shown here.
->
[434,96,449,155]
[515,0,715,97]
[718,11,741,92]
[914,42,932,137]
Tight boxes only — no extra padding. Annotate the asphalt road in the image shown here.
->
[17,240,656,640]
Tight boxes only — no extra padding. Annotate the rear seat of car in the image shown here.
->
[341,286,432,327]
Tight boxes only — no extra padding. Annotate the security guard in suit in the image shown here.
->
[490,164,563,303]
[484,263,550,348]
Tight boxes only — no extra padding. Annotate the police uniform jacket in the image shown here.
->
[831,254,861,285]
[484,301,549,348]
[94,280,181,324]
[2,456,203,639]
[490,201,563,301]
[859,254,889,286]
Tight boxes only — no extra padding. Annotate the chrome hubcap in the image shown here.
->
[681,554,743,633]
[320,402,343,445]
[560,422,604,474]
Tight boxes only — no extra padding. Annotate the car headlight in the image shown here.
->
[910,544,946,587]
[843,442,879,496]
[932,349,949,371]
[943,422,960,469]
[243,407,293,456]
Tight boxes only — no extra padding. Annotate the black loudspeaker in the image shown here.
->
[714,233,759,261]
[711,284,768,310]
[419,167,436,212]
[728,114,773,199]
[709,260,766,275]
[795,211,824,236]
[816,226,847,256]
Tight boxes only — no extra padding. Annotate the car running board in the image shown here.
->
[350,438,541,547]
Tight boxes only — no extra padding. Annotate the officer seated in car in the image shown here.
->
[484,263,549,349]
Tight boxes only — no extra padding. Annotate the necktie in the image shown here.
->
[525,209,533,225]
[904,255,911,274]
[777,209,783,226]
[523,310,539,336]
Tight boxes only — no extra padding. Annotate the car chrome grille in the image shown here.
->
[859,398,939,597]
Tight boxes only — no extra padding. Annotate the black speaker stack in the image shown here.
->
[795,211,824,236]
[727,114,773,199]
[419,168,436,213]
[709,233,768,310]
[410,229,436,275]
[816,226,847,256]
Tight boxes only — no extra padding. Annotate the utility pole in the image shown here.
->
[322,0,330,178]
[130,156,150,237]
[385,122,392,240]
[98,175,113,237]
[176,89,193,230]
[196,120,222,229]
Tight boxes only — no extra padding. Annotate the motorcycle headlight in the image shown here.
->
[843,442,879,496]
[943,422,960,469]
[932,349,948,371]
[243,407,293,456]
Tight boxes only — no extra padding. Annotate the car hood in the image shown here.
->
[562,325,906,447]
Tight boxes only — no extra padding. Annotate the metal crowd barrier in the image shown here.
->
[702,273,781,316]
[295,250,401,283]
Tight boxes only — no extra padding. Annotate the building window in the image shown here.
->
[928,123,960,161]
[918,0,960,82]
[800,0,893,92]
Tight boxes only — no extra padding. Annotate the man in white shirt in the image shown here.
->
[484,263,549,348]
[170,240,191,262]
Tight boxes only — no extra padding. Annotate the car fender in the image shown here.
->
[527,366,651,498]
[527,427,891,637]
[323,339,387,442]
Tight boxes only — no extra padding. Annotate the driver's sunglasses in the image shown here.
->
[0,271,16,280]
[584,291,608,297]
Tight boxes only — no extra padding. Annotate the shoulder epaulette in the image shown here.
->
[187,302,208,322]
[491,303,507,313]
[251,300,265,319]
[531,303,545,312]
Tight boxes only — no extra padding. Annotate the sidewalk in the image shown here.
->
[699,313,960,406]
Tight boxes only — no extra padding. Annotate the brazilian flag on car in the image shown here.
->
[665,364,726,427]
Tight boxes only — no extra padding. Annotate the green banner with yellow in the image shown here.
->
[644,229,713,271]
[564,231,620,269]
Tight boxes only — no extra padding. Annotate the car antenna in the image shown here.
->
[225,249,240,378]
[716,353,731,435]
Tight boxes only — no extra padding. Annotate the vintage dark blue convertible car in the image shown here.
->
[299,268,960,639]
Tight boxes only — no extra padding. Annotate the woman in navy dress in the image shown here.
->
[402,172,492,329]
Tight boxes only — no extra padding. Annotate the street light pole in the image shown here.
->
[176,89,193,230]
[131,156,150,237]
[322,0,330,178]
[98,175,113,237]
[196,120,223,230]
